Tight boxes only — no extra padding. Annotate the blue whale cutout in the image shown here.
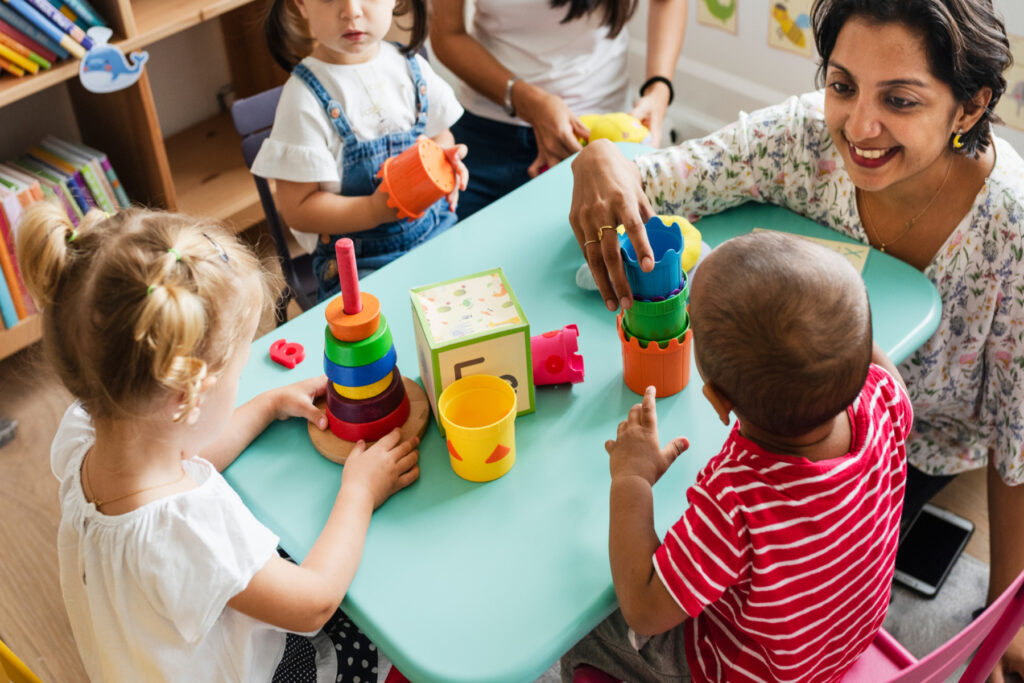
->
[78,27,149,93]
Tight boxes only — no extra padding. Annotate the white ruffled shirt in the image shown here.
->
[452,0,630,125]
[52,402,286,682]
[251,43,464,253]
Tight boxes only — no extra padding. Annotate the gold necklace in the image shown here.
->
[84,449,187,509]
[858,155,955,253]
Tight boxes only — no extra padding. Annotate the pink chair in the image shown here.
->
[573,568,1024,683]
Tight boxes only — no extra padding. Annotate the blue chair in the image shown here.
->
[231,86,318,323]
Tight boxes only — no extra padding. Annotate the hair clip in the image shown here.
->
[167,247,182,262]
[147,284,156,296]
[202,232,229,262]
[67,229,78,243]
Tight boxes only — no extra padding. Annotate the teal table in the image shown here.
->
[225,144,941,682]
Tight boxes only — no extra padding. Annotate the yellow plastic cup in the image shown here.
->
[438,374,517,482]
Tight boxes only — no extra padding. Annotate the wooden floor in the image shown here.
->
[0,317,991,680]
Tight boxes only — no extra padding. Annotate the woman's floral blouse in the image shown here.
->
[637,91,1024,484]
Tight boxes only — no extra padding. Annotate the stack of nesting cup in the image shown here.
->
[616,216,693,397]
[322,239,410,441]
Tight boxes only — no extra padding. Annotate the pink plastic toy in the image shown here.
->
[531,324,584,385]
[336,238,361,315]
[270,339,305,369]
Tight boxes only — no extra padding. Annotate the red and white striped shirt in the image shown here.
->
[653,365,911,683]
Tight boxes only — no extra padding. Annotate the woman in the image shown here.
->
[569,1,1024,680]
[430,0,687,220]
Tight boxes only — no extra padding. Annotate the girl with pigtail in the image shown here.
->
[17,202,420,682]
[255,0,469,300]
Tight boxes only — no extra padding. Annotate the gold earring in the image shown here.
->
[952,128,964,149]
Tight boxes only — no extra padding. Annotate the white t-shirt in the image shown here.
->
[452,0,630,125]
[52,402,286,682]
[252,43,464,253]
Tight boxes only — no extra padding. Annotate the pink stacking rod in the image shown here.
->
[335,238,362,315]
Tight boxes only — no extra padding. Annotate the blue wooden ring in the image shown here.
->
[324,314,393,366]
[327,368,405,423]
[324,344,396,386]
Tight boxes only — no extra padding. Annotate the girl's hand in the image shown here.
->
[605,386,689,486]
[270,375,329,430]
[516,83,590,177]
[370,184,400,223]
[443,143,469,212]
[630,87,671,147]
[342,429,420,509]
[569,139,656,311]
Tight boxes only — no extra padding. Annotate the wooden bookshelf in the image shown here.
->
[0,0,286,361]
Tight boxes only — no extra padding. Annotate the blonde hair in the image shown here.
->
[16,202,282,422]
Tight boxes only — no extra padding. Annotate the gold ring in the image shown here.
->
[583,238,600,247]
[597,225,617,240]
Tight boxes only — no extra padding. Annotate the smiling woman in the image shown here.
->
[566,0,1024,680]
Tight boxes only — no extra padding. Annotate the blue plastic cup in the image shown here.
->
[620,216,683,300]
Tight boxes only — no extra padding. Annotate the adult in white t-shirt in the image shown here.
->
[431,0,687,220]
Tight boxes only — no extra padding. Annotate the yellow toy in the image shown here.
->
[616,215,702,272]
[578,112,650,145]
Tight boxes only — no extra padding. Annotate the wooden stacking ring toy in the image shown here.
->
[327,393,411,442]
[326,291,381,342]
[324,314,393,367]
[324,344,396,386]
[332,371,394,400]
[327,368,405,423]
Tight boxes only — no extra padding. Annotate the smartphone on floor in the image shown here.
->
[893,503,974,598]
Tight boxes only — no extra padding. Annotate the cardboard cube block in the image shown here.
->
[410,267,534,434]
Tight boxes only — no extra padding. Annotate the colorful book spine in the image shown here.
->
[22,0,91,49]
[0,214,26,321]
[0,263,17,328]
[0,34,38,72]
[0,17,58,62]
[99,158,128,208]
[0,3,66,59]
[59,0,101,28]
[0,53,24,76]
[2,0,86,58]
[0,31,48,69]
[40,137,115,212]
[11,158,78,223]
[25,147,93,209]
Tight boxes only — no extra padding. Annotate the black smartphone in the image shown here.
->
[894,503,974,598]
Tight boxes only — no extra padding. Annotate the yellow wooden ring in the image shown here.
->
[333,371,394,400]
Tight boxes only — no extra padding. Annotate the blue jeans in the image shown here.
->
[451,111,538,221]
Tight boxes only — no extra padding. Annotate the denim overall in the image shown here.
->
[293,53,457,300]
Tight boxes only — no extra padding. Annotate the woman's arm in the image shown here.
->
[630,0,688,146]
[275,180,398,236]
[429,0,588,176]
[200,376,328,472]
[227,430,420,632]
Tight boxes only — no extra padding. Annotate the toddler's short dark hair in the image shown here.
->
[689,231,873,437]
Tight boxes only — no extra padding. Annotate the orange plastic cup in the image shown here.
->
[617,313,692,398]
[376,137,456,221]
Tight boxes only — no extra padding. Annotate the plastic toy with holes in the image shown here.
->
[531,325,584,385]
[308,238,430,464]
[376,136,455,221]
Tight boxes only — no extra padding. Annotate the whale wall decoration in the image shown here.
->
[78,26,149,94]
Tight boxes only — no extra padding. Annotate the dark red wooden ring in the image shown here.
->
[327,393,411,442]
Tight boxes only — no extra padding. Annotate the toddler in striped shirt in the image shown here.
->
[562,231,912,683]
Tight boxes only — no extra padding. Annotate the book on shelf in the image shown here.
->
[25,145,95,210]
[0,255,17,328]
[10,156,80,223]
[0,15,58,63]
[42,136,119,211]
[0,33,39,73]
[0,163,43,206]
[52,137,129,208]
[4,0,85,59]
[0,54,23,77]
[0,191,32,320]
[0,29,50,69]
[57,0,103,29]
[0,3,68,61]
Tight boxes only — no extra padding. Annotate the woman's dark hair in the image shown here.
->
[265,0,428,72]
[550,0,638,38]
[811,0,1012,157]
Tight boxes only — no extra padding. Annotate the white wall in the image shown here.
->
[626,0,1024,152]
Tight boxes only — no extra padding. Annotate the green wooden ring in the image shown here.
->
[324,314,393,367]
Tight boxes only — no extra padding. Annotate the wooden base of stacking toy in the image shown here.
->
[308,376,431,464]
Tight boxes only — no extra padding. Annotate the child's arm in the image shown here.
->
[607,386,691,636]
[200,375,329,472]
[871,341,908,395]
[275,180,400,236]
[431,130,469,213]
[227,429,420,633]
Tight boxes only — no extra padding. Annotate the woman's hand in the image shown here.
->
[630,85,672,147]
[569,139,657,311]
[268,375,329,430]
[443,143,469,212]
[515,82,590,177]
[341,429,420,509]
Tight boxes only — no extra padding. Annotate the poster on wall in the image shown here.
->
[697,0,738,34]
[995,34,1024,132]
[766,0,815,60]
